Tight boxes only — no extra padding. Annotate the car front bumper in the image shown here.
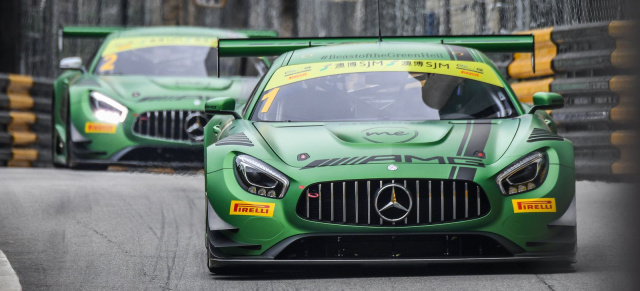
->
[205,159,576,264]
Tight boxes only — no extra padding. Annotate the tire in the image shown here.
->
[52,132,67,168]
[52,91,68,169]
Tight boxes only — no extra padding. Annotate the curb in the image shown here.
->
[0,251,21,291]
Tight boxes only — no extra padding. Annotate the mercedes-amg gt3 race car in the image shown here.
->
[202,36,576,273]
[53,26,274,168]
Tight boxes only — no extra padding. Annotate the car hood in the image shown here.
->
[253,119,520,169]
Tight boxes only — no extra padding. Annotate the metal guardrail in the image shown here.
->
[0,74,53,167]
[506,21,637,180]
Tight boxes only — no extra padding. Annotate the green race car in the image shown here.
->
[203,36,576,272]
[52,26,274,168]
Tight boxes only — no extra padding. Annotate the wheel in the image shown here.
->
[52,132,67,168]
[52,91,68,168]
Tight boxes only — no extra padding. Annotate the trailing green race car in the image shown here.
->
[53,26,275,168]
[203,36,575,273]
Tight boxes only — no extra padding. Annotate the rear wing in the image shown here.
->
[57,26,278,51]
[58,26,123,50]
[216,35,536,76]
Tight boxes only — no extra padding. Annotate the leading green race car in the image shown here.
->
[52,26,274,168]
[202,36,575,273]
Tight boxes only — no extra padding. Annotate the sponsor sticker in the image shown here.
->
[102,36,219,56]
[265,60,503,90]
[85,122,117,134]
[512,198,556,213]
[229,200,275,217]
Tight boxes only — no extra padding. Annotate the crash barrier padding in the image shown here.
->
[516,75,637,179]
[506,21,633,79]
[508,28,556,79]
[510,77,554,104]
[0,74,53,167]
[508,21,636,180]
[551,21,633,72]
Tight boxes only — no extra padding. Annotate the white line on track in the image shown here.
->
[0,251,21,291]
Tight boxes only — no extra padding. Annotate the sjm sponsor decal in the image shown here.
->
[229,200,275,217]
[85,122,116,134]
[512,198,556,213]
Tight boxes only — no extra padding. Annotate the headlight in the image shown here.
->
[496,151,548,195]
[89,91,128,123]
[234,155,289,198]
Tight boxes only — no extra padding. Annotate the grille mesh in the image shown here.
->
[296,179,490,226]
[132,110,206,142]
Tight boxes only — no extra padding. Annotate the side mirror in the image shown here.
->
[204,97,241,119]
[527,92,564,114]
[59,57,85,72]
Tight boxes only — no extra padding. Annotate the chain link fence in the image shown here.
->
[15,0,634,78]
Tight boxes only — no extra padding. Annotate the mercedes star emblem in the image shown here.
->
[374,183,413,222]
[388,164,398,171]
[184,112,208,141]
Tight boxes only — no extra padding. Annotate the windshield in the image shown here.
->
[251,60,516,122]
[94,36,265,77]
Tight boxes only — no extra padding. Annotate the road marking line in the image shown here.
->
[0,250,22,291]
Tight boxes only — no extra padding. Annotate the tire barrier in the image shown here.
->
[506,21,637,180]
[0,74,53,167]
[506,21,633,79]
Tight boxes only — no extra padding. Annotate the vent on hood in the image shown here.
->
[215,133,253,147]
[527,128,564,142]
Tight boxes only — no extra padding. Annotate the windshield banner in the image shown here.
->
[101,36,218,56]
[265,60,504,90]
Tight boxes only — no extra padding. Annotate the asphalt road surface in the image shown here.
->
[0,168,637,290]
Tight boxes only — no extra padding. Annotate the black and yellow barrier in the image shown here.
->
[0,73,53,167]
[507,21,636,180]
[506,21,633,78]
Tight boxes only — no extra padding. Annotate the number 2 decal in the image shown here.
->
[99,54,118,72]
[260,88,280,113]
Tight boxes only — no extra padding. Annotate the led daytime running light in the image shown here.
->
[90,91,128,123]
[235,155,289,198]
[496,151,545,195]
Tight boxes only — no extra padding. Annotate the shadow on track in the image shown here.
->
[211,262,576,281]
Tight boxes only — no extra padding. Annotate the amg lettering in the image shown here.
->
[404,155,445,164]
[358,155,402,165]
[301,155,486,170]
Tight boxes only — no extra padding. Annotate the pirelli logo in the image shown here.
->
[512,198,556,213]
[85,122,117,134]
[229,200,275,217]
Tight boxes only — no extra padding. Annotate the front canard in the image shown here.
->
[229,200,275,217]
[512,198,556,213]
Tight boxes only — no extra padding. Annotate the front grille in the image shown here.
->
[296,179,490,226]
[275,234,513,259]
[132,110,208,142]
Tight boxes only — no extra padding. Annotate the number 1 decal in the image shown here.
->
[99,54,118,72]
[261,87,280,113]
